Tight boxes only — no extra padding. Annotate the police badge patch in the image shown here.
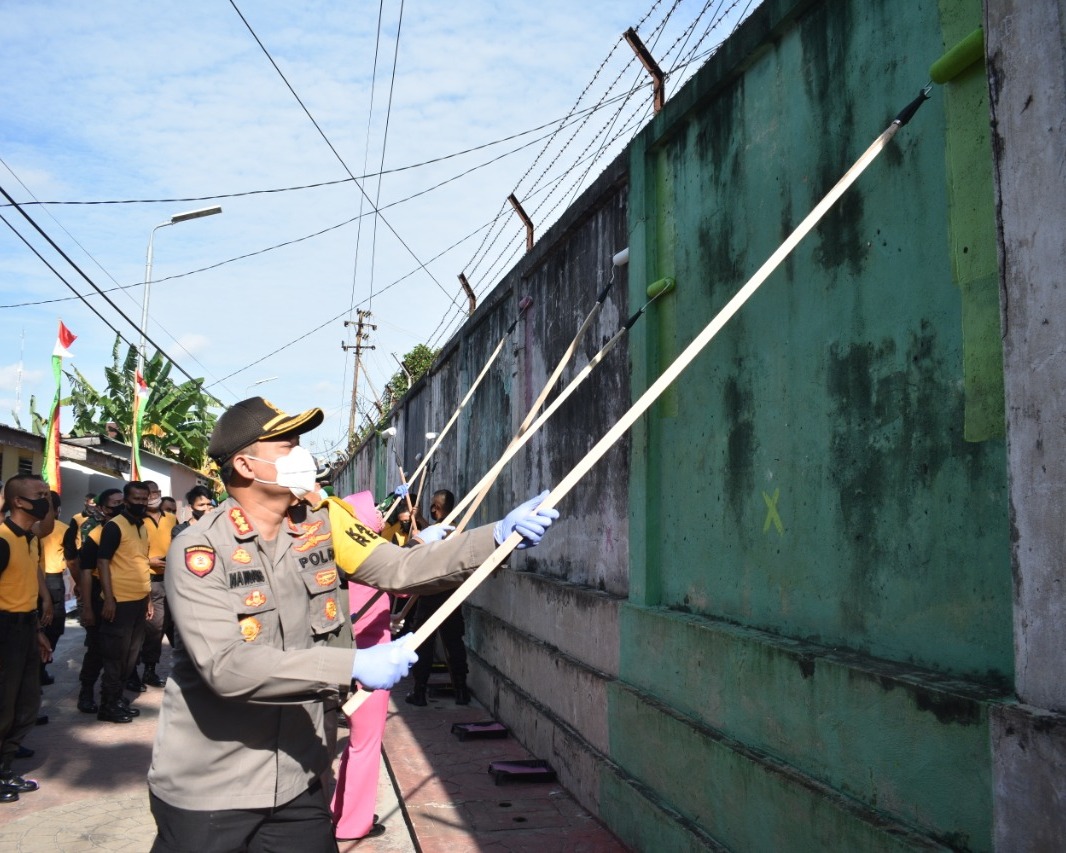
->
[239,616,262,642]
[185,545,216,577]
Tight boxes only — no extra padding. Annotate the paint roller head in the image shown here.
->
[425,431,438,440]
[381,427,397,439]
[612,247,630,267]
[518,295,533,312]
[929,27,983,84]
[646,277,676,299]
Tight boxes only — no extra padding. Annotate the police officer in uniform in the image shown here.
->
[147,397,558,851]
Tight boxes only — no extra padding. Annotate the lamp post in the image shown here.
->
[139,205,222,372]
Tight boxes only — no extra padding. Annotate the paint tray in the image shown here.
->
[488,758,557,785]
[452,720,509,741]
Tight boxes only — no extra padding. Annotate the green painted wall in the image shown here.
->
[617,0,1008,848]
[628,0,1009,679]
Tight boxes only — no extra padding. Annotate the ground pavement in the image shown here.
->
[0,620,627,852]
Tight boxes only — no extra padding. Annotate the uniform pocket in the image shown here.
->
[297,568,345,635]
[231,586,276,643]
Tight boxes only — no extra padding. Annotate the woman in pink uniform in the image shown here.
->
[331,492,391,842]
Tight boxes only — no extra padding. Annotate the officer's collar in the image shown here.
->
[2,516,33,540]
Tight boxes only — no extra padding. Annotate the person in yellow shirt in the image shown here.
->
[0,474,54,802]
[130,481,176,690]
[95,481,151,723]
[37,491,72,686]
[76,488,123,716]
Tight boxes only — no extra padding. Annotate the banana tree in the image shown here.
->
[66,336,221,471]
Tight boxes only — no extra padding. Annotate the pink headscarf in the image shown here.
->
[344,491,383,534]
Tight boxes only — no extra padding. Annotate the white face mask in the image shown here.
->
[246,445,318,499]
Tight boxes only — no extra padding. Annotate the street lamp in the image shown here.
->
[248,377,278,388]
[139,205,222,371]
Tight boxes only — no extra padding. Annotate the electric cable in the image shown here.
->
[227,0,463,313]
[0,185,201,384]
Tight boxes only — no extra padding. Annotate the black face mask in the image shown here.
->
[23,497,52,520]
[191,508,206,520]
[125,503,148,518]
[101,505,120,519]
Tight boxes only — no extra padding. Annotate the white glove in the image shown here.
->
[417,524,454,543]
[493,490,560,549]
[351,635,418,689]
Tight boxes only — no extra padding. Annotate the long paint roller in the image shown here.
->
[381,295,533,525]
[342,86,934,717]
[444,274,676,534]
[440,248,631,531]
[399,250,636,617]
[347,34,980,714]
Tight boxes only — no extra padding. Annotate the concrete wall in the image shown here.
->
[338,0,1066,847]
[985,0,1066,849]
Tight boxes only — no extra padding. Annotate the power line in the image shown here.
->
[227,0,461,313]
[0,184,202,385]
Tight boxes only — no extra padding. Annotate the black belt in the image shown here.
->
[150,575,166,582]
[0,610,37,623]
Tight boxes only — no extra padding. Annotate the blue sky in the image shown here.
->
[1,0,753,465]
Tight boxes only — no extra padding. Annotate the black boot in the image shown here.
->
[142,664,165,687]
[77,689,98,714]
[454,681,471,705]
[126,670,146,692]
[0,770,39,792]
[97,702,133,723]
[404,685,428,707]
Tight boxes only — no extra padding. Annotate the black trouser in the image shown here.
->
[79,578,104,697]
[0,611,41,771]
[149,781,339,853]
[99,596,148,705]
[41,572,66,651]
[408,592,467,688]
[141,578,172,667]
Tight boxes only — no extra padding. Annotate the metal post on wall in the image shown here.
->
[507,193,534,252]
[624,27,665,113]
[458,273,477,315]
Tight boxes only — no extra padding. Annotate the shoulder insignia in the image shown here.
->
[184,545,216,577]
[324,598,338,620]
[243,589,267,608]
[239,616,262,642]
[228,508,254,537]
[314,569,337,587]
[232,547,252,564]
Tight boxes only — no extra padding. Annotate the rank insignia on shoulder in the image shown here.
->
[244,589,267,608]
[314,569,337,587]
[324,598,338,620]
[185,545,216,578]
[228,508,254,537]
[232,548,252,564]
[239,616,262,642]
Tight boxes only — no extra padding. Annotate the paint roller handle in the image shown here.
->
[893,87,931,128]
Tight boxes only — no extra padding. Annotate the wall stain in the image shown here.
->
[724,374,756,529]
[913,690,981,727]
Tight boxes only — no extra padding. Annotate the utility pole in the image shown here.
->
[342,310,376,443]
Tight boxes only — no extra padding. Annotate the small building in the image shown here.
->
[1,425,210,524]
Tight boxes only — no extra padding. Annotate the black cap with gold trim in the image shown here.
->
[208,397,324,465]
